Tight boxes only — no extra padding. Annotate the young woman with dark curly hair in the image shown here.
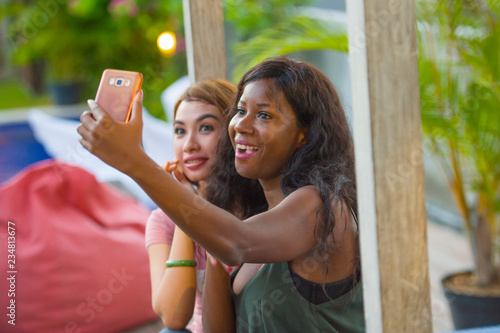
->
[78,57,364,333]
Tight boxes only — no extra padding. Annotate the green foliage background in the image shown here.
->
[2,0,186,119]
[0,0,319,118]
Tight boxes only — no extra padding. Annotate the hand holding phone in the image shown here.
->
[95,69,143,122]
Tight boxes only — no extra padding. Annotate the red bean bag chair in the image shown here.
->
[0,160,157,333]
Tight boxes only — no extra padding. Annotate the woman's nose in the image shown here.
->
[233,114,254,135]
[183,133,200,152]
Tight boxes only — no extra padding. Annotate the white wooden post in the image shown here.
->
[347,1,432,332]
[182,0,227,83]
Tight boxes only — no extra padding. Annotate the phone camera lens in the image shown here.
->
[116,79,123,86]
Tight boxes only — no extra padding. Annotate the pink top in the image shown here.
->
[146,208,206,333]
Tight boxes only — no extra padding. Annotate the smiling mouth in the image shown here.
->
[184,158,208,169]
[186,158,205,164]
[235,144,260,159]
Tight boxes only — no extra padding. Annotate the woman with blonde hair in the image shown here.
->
[145,79,236,333]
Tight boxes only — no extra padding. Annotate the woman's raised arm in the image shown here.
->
[78,95,322,265]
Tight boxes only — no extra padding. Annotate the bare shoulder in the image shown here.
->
[292,185,320,195]
[283,188,357,236]
[278,185,323,213]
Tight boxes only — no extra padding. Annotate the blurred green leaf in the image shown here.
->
[231,15,347,80]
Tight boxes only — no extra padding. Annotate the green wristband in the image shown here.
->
[165,260,197,268]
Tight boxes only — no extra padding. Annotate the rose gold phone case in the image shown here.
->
[95,69,143,122]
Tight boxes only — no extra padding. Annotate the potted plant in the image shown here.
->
[417,0,500,328]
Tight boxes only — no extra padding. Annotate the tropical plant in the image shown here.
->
[417,0,500,288]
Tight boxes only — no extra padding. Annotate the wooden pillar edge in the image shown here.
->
[182,0,227,83]
[346,0,432,331]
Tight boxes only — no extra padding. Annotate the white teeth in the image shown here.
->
[186,159,203,164]
[236,144,259,150]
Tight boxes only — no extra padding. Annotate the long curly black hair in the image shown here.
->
[205,57,358,263]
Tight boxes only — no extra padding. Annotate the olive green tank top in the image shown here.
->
[231,261,365,333]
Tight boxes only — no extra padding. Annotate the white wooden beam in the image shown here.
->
[346,1,432,332]
[182,0,227,83]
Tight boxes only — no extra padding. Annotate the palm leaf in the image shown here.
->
[232,15,347,81]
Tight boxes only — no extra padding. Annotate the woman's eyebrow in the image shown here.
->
[197,114,220,122]
[238,100,271,108]
[174,114,219,125]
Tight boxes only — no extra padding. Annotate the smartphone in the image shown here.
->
[95,69,143,122]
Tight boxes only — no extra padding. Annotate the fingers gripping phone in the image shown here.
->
[95,69,143,122]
